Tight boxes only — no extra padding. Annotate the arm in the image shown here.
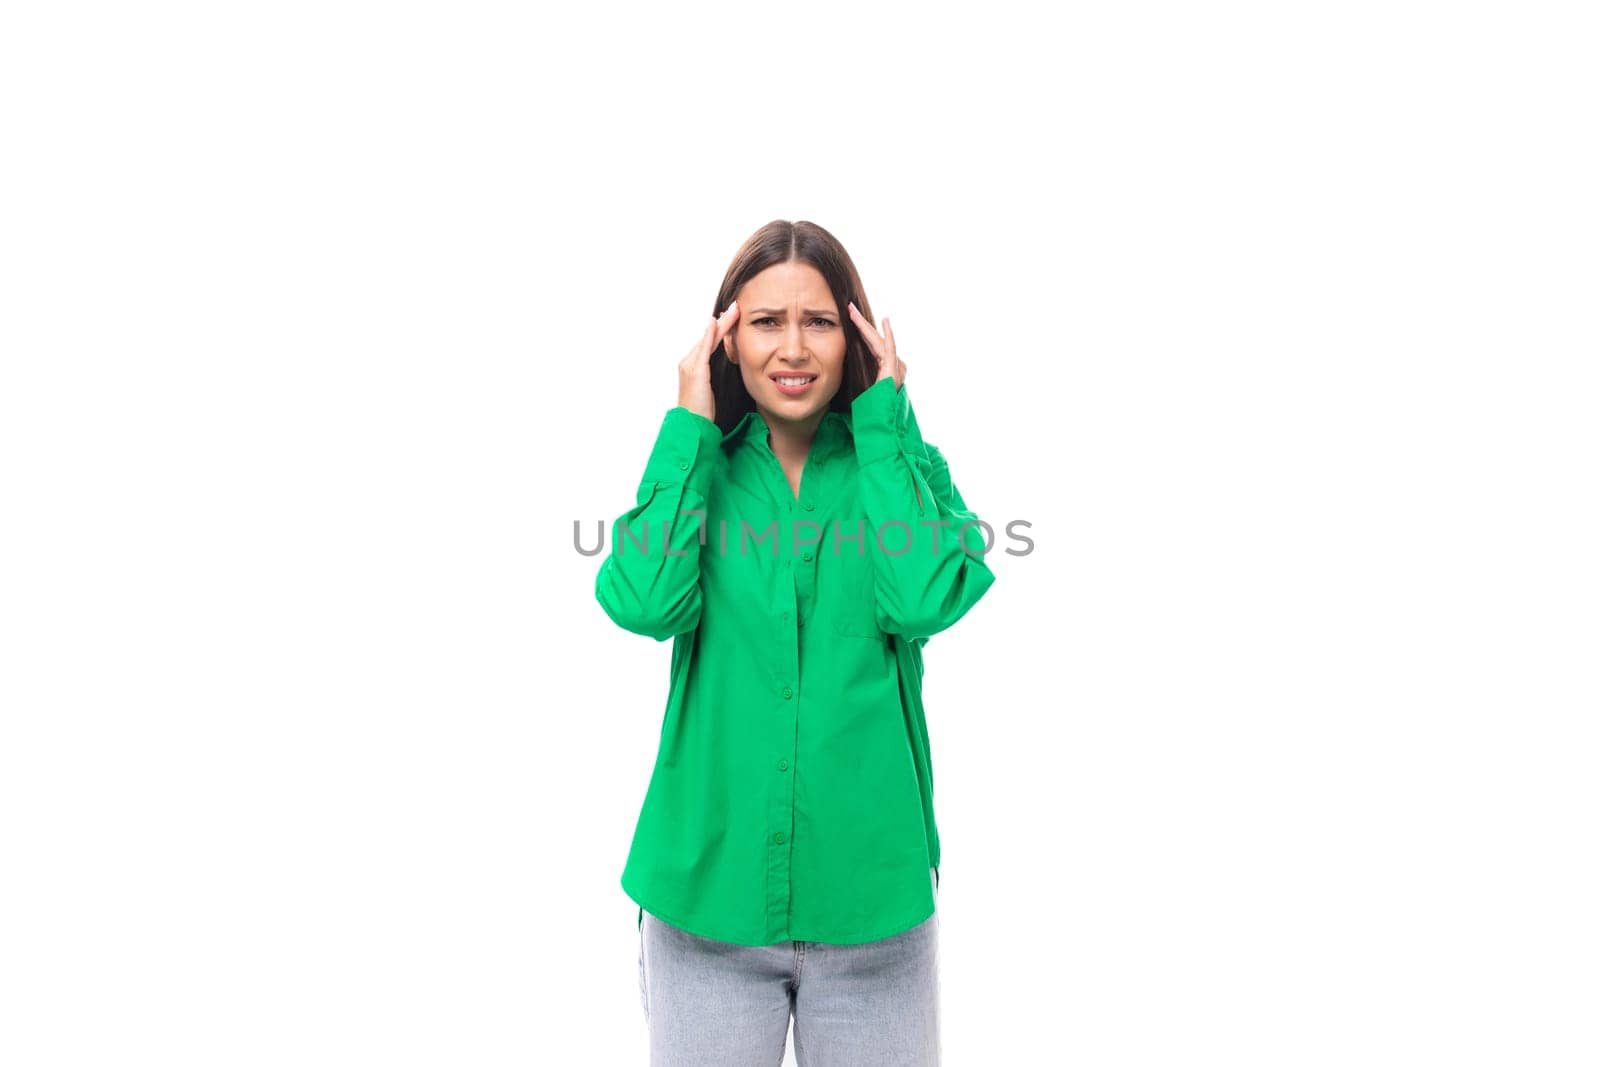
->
[850,376,997,641]
[594,406,724,641]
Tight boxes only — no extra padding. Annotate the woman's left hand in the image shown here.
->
[848,301,906,390]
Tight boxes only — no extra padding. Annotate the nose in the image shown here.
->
[781,322,810,363]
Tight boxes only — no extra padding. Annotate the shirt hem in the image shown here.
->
[624,879,937,947]
[788,900,937,946]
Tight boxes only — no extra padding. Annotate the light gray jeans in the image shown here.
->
[637,869,941,1065]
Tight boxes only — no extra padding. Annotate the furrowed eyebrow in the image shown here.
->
[748,308,838,317]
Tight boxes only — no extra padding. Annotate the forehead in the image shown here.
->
[738,261,836,309]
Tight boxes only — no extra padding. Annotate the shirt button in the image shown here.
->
[777,759,788,771]
[781,686,792,700]
[677,460,688,470]
[797,616,805,628]
[803,501,815,511]
[772,831,786,844]
[802,551,813,562]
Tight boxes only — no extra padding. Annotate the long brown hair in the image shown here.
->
[709,220,879,438]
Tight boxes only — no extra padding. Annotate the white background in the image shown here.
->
[3,2,1596,1064]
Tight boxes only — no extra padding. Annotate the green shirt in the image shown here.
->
[596,376,996,946]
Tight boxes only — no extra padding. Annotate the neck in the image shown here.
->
[760,406,824,464]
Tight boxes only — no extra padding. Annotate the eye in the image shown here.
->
[751,316,836,327]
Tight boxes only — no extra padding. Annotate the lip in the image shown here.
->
[769,373,818,397]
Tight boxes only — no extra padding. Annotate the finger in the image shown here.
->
[684,318,717,364]
[715,300,739,340]
[883,316,896,361]
[847,300,882,341]
[847,300,877,336]
[689,316,720,365]
[847,301,884,361]
[709,302,739,360]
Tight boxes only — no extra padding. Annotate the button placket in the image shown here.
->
[756,441,832,940]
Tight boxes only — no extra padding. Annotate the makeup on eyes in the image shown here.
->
[753,317,835,328]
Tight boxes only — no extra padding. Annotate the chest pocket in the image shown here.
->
[823,530,883,639]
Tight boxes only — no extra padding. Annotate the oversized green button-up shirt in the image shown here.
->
[596,376,996,946]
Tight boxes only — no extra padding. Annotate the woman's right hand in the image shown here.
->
[678,300,740,422]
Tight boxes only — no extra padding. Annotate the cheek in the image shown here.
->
[826,337,849,371]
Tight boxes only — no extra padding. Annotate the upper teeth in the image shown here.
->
[775,376,815,385]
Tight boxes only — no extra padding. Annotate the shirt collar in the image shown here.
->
[725,406,854,459]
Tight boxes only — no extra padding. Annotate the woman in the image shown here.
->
[594,219,996,1064]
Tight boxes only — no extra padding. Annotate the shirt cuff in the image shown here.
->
[641,406,725,498]
[849,376,909,466]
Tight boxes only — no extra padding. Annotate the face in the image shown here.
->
[725,261,847,433]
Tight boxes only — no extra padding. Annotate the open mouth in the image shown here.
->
[770,374,819,395]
